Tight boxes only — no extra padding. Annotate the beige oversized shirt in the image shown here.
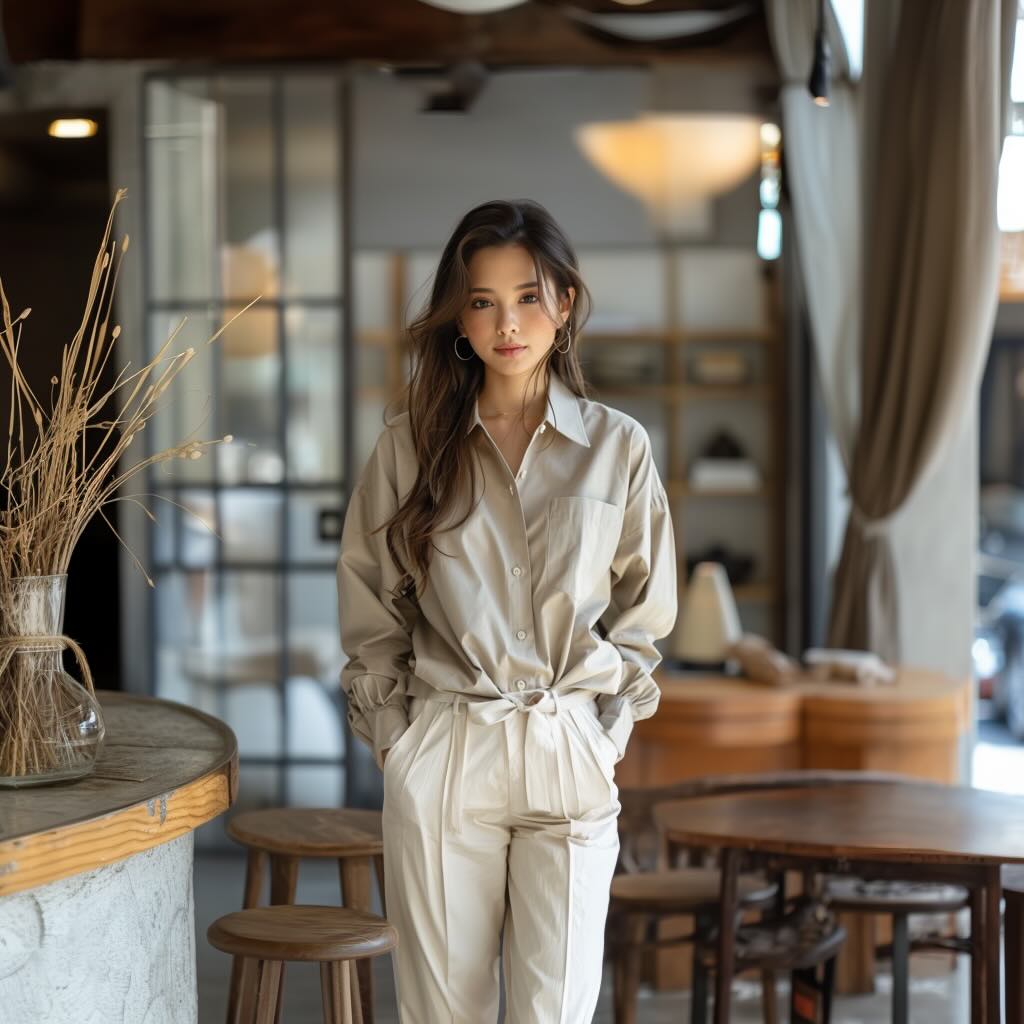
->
[337,368,679,771]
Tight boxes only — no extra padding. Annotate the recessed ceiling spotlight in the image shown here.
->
[48,118,98,139]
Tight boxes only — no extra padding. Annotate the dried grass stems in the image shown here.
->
[0,188,256,779]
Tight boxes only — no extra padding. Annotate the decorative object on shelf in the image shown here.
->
[688,349,752,386]
[725,632,799,686]
[803,648,897,687]
[671,561,742,667]
[0,189,245,788]
[689,429,762,492]
[685,544,754,586]
[586,343,663,387]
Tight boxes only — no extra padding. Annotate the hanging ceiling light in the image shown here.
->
[415,0,526,11]
[575,113,762,235]
[808,0,831,107]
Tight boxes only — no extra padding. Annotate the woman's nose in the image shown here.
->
[497,304,520,334]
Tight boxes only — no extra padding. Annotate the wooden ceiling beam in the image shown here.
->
[4,0,772,66]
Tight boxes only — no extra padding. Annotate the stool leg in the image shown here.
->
[253,960,284,1024]
[321,961,356,1024]
[226,850,268,1024]
[1006,893,1023,1024]
[270,855,299,904]
[339,856,374,1024]
[760,969,778,1024]
[373,854,386,914]
[235,955,260,1024]
[269,856,298,1024]
[321,961,338,1024]
[612,912,647,1024]
[891,913,909,1024]
[823,955,837,1024]
[690,912,710,1024]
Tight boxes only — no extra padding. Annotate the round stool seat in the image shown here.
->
[611,866,777,912]
[227,808,383,857]
[825,877,969,915]
[208,905,397,963]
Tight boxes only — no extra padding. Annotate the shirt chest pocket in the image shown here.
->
[544,496,624,603]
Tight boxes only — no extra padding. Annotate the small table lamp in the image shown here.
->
[672,561,742,669]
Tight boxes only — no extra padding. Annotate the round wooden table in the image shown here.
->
[0,690,238,1023]
[659,781,1024,1024]
[624,665,971,993]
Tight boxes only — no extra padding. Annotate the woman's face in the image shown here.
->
[456,243,574,384]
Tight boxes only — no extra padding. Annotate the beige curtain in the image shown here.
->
[828,0,1017,658]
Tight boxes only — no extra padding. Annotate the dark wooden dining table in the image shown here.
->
[658,781,1024,1024]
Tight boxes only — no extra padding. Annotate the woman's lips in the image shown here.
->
[495,345,526,356]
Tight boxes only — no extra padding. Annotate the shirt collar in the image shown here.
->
[466,368,591,448]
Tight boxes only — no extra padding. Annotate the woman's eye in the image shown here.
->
[470,294,539,309]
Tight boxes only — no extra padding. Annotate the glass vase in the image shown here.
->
[0,573,105,787]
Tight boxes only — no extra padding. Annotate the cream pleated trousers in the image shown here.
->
[381,687,622,1024]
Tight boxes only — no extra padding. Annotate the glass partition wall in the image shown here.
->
[142,71,359,828]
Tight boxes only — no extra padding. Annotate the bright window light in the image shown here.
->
[757,208,782,261]
[998,135,1024,232]
[829,0,864,80]
[1013,19,1024,104]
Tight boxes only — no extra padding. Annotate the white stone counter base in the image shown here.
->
[0,832,197,1024]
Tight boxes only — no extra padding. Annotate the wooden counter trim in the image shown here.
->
[643,669,971,750]
[645,680,802,746]
[800,676,972,745]
[0,691,238,897]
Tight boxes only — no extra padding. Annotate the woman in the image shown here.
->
[337,198,678,1022]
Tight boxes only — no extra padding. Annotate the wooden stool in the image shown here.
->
[225,808,385,1024]
[208,904,396,1024]
[1005,865,1024,1024]
[609,867,777,1024]
[825,878,970,1024]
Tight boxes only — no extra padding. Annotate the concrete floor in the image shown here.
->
[194,718,1021,1023]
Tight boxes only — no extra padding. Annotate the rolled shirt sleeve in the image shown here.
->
[337,429,418,771]
[596,428,679,759]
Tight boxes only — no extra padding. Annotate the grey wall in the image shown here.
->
[351,66,764,251]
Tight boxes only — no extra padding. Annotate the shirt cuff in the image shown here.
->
[368,704,410,772]
[598,696,635,761]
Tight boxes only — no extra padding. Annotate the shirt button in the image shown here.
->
[512,566,522,577]
[539,424,546,433]
[516,629,527,640]
[515,679,527,690]
[508,483,514,495]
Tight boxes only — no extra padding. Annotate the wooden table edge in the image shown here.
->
[661,826,1024,868]
[0,692,239,897]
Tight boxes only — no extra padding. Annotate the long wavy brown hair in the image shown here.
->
[374,198,594,603]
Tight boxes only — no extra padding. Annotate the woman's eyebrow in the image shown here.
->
[470,281,538,293]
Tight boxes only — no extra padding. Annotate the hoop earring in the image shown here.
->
[553,325,572,355]
[454,334,475,361]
